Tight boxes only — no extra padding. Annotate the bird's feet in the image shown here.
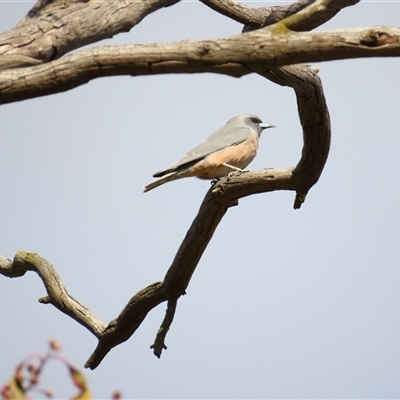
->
[223,163,249,180]
[227,169,249,180]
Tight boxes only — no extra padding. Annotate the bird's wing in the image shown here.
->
[153,126,251,177]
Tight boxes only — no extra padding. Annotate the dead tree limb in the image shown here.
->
[0,251,105,336]
[84,60,330,368]
[0,60,331,367]
[201,0,359,31]
[0,0,380,370]
[0,0,357,72]
[1,25,399,105]
[0,0,179,67]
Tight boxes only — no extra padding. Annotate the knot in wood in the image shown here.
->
[360,30,379,47]
[36,34,57,61]
[196,42,214,58]
[360,30,399,47]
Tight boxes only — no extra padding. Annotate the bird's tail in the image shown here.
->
[143,172,180,192]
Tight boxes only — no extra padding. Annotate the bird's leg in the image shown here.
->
[222,163,243,172]
[223,163,248,179]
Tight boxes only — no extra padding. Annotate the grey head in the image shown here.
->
[227,114,276,138]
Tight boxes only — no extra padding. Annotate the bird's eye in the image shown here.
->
[250,117,261,124]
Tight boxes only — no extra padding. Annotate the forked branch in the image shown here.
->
[0,61,330,369]
[0,0,362,370]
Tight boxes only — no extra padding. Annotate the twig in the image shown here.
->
[150,298,178,358]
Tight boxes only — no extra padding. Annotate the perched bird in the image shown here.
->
[144,114,275,192]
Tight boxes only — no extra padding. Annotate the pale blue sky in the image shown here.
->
[1,1,399,398]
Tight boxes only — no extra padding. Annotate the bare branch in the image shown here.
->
[215,65,331,207]
[0,0,359,73]
[201,0,360,32]
[200,0,273,28]
[1,25,399,105]
[150,299,178,358]
[85,190,230,369]
[84,62,330,369]
[0,254,23,277]
[0,251,106,336]
[84,281,167,369]
[0,60,330,369]
[0,0,366,371]
[0,0,179,65]
[264,0,360,32]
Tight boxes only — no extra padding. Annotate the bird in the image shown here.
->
[143,113,275,192]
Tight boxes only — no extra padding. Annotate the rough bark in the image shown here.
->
[1,26,399,105]
[201,0,359,31]
[0,0,360,73]
[0,0,179,66]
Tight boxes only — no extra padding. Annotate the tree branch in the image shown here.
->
[0,63,330,371]
[216,65,331,208]
[0,26,399,105]
[201,0,360,32]
[0,0,179,66]
[84,187,230,369]
[264,0,360,32]
[0,251,105,337]
[0,0,360,74]
[1,0,356,72]
[150,299,178,358]
[0,0,355,371]
[84,61,330,369]
[200,0,273,28]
